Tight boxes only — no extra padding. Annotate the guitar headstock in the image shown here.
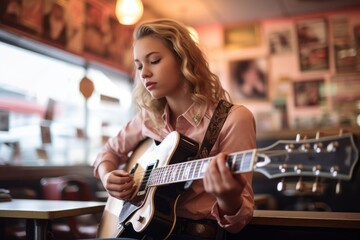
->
[255,132,359,183]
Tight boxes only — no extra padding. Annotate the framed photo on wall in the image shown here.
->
[296,18,329,71]
[331,17,359,73]
[224,23,261,49]
[293,79,325,107]
[268,29,292,55]
[229,57,268,101]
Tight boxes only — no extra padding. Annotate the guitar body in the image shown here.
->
[97,132,199,239]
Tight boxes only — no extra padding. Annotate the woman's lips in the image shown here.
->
[146,82,157,90]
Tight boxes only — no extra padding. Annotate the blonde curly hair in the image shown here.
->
[132,19,230,130]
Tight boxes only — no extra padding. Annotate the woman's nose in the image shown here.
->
[141,66,152,79]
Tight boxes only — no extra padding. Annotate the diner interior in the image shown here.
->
[1,0,360,239]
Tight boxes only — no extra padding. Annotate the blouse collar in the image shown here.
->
[162,102,203,127]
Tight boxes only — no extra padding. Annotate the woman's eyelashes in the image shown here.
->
[150,59,160,65]
[136,58,161,70]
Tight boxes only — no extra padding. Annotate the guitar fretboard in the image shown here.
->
[147,149,256,186]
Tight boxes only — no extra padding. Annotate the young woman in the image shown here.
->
[93,19,256,240]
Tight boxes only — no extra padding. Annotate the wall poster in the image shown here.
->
[293,79,325,107]
[296,18,329,72]
[229,57,268,101]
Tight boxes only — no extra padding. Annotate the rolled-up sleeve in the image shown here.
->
[93,111,147,178]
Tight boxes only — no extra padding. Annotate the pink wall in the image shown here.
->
[196,9,360,131]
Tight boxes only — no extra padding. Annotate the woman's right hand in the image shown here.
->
[103,169,136,200]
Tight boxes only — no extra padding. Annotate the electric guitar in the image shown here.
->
[97,131,359,239]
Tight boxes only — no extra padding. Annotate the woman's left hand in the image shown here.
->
[203,152,246,215]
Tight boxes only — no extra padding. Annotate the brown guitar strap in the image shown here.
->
[184,99,233,189]
[196,99,233,159]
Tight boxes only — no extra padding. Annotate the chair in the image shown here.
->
[40,175,99,239]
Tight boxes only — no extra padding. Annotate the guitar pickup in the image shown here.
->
[137,160,158,196]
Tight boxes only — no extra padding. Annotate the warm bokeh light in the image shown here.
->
[115,0,143,25]
[187,26,199,43]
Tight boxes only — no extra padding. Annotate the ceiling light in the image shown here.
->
[115,0,143,25]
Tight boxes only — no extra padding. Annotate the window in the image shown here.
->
[0,42,134,166]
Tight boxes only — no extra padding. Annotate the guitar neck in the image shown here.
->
[147,149,257,187]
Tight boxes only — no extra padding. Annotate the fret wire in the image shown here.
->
[235,153,243,172]
[176,163,183,182]
[166,165,172,183]
[157,167,164,185]
[183,162,191,180]
[170,164,177,183]
[182,163,186,180]
[243,152,252,171]
[173,164,180,183]
[194,160,201,178]
[156,168,161,184]
[169,165,174,183]
[162,166,167,183]
[186,162,190,179]
[227,155,234,171]
[192,161,197,179]
[187,161,193,180]
[175,163,181,182]
[199,159,209,178]
[198,160,205,177]
[180,162,187,181]
[240,153,245,171]
[180,162,186,181]
[190,160,197,180]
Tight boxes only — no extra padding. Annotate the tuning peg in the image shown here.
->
[312,177,320,193]
[330,165,339,177]
[299,136,311,152]
[285,144,294,152]
[279,164,288,173]
[313,132,324,152]
[294,164,303,174]
[336,180,342,195]
[327,141,339,152]
[277,178,286,192]
[314,143,324,153]
[296,177,304,192]
[312,165,321,175]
